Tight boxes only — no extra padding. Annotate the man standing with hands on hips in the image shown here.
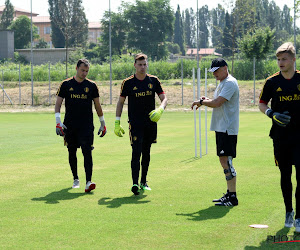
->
[114,53,167,195]
[259,42,300,232]
[191,58,239,206]
[55,59,106,193]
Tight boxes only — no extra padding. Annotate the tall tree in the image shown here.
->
[183,8,196,48]
[174,5,185,55]
[9,16,39,49]
[0,0,14,30]
[124,0,174,60]
[223,12,232,57]
[211,4,225,50]
[100,11,127,58]
[48,0,88,77]
[198,5,210,48]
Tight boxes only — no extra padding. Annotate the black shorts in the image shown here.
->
[273,139,300,166]
[129,122,157,146]
[64,127,94,150]
[215,132,237,158]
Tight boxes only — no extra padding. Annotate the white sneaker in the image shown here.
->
[294,218,300,232]
[72,179,80,188]
[85,181,96,193]
[285,210,294,228]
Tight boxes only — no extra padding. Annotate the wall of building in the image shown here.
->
[15,48,74,65]
[0,30,14,60]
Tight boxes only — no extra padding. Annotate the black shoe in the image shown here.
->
[215,196,238,206]
[131,184,140,195]
[213,192,229,202]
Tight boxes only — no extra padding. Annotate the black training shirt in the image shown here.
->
[56,77,100,129]
[120,74,164,125]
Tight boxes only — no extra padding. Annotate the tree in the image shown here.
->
[35,38,48,48]
[198,5,210,48]
[0,0,14,30]
[9,16,39,49]
[183,8,196,48]
[211,4,226,50]
[238,26,274,60]
[174,5,185,55]
[223,12,232,57]
[48,0,89,77]
[48,0,65,47]
[124,0,174,60]
[100,11,127,58]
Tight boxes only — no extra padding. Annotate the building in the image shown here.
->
[186,48,222,58]
[0,5,101,47]
[0,30,14,60]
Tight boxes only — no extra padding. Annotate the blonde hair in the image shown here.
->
[276,42,296,58]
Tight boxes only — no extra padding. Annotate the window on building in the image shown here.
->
[44,26,51,34]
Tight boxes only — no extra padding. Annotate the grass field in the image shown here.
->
[1,110,300,249]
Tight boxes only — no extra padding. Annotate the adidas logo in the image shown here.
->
[69,87,74,91]
[220,150,224,154]
[133,86,138,90]
[276,87,282,92]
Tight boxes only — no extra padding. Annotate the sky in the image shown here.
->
[0,0,295,22]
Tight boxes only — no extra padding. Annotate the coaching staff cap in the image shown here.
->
[208,58,228,72]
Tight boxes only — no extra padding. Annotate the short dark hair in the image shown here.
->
[76,59,90,68]
[134,53,148,63]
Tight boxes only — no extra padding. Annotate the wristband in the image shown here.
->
[99,116,105,122]
[116,117,121,121]
[200,99,203,105]
[55,112,61,118]
[265,108,274,118]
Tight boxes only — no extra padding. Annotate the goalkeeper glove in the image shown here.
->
[55,113,67,136]
[114,120,125,137]
[149,106,164,122]
[266,109,291,127]
[98,116,107,137]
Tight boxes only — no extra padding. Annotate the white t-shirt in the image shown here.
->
[210,74,239,135]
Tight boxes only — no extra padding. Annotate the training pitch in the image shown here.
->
[0,111,299,249]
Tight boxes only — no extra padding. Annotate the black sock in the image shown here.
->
[229,192,237,199]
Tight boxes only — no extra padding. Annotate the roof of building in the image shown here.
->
[186,48,222,56]
[0,5,39,16]
[88,22,101,29]
[32,16,51,23]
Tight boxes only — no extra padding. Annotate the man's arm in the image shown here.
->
[55,96,64,113]
[158,93,167,109]
[93,97,104,117]
[258,102,269,114]
[191,96,226,109]
[116,96,126,117]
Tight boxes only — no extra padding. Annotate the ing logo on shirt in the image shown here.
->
[84,87,89,93]
[148,84,153,89]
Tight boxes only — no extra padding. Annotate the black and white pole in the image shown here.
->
[205,68,208,155]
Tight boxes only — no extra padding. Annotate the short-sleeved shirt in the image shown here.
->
[56,77,100,130]
[120,74,165,126]
[210,74,239,135]
[259,71,300,141]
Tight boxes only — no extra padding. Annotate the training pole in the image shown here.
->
[193,68,197,157]
[197,68,202,158]
[205,68,208,155]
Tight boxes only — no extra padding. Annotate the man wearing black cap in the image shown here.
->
[191,58,239,206]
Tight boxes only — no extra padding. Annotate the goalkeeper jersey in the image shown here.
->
[56,77,100,129]
[120,74,164,126]
[259,71,300,140]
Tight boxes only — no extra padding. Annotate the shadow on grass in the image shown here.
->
[31,187,87,204]
[244,227,300,249]
[180,157,200,164]
[176,205,233,221]
[98,192,150,208]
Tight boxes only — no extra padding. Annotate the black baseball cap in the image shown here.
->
[208,58,228,72]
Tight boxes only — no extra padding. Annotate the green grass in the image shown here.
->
[0,111,299,249]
